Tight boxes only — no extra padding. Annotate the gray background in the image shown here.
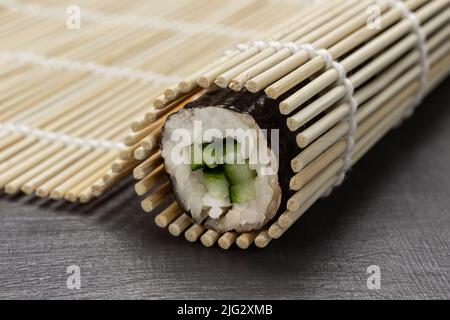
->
[0,78,449,300]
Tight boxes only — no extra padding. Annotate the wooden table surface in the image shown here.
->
[0,79,449,300]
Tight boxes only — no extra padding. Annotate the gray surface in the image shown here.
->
[0,78,449,300]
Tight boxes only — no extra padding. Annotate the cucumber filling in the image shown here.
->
[203,168,229,200]
[190,140,258,205]
[229,181,258,204]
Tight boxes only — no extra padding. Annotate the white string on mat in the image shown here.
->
[232,40,358,189]
[0,51,181,84]
[384,0,429,118]
[0,123,125,150]
[1,0,258,39]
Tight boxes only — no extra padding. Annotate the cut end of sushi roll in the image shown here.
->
[161,104,282,233]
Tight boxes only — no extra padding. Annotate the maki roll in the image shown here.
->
[160,88,299,233]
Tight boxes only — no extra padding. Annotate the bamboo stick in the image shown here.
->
[168,214,192,237]
[218,232,239,250]
[155,202,183,228]
[133,150,163,180]
[200,230,221,248]
[254,230,272,249]
[65,164,111,202]
[141,180,171,212]
[134,164,166,196]
[185,223,207,243]
[236,232,258,249]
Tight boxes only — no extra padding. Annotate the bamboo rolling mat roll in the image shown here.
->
[123,0,450,249]
[1,0,449,250]
[0,0,315,201]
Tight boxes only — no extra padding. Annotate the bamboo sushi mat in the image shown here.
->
[0,0,315,201]
[119,0,450,250]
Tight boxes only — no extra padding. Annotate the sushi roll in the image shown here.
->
[160,88,299,233]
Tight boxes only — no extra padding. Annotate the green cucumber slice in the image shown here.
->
[190,144,204,171]
[224,161,257,185]
[203,168,230,200]
[229,180,257,204]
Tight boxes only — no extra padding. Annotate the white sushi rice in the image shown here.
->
[161,107,281,232]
